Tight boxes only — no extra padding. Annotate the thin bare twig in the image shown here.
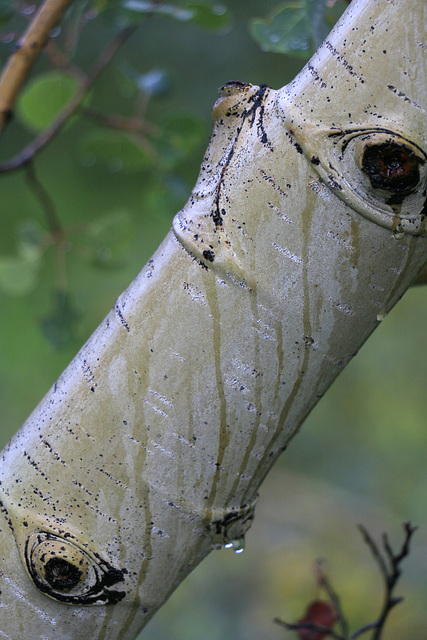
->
[81,107,157,135]
[357,525,389,582]
[25,161,67,290]
[275,523,416,640]
[275,563,345,639]
[25,161,62,236]
[0,0,76,133]
[315,560,349,638]
[274,616,346,640]
[357,522,417,640]
[0,24,137,173]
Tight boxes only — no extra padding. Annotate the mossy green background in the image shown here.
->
[0,2,426,638]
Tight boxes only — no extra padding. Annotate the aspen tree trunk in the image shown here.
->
[0,0,426,638]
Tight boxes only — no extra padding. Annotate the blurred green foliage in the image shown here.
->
[0,1,425,639]
[17,71,79,131]
[250,0,349,58]
[122,0,231,31]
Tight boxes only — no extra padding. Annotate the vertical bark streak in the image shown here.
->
[202,273,229,513]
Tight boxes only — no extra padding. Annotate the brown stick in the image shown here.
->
[357,522,416,640]
[315,560,349,638]
[274,617,346,640]
[0,25,137,173]
[0,0,76,132]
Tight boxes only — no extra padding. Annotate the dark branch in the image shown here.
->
[315,560,349,638]
[0,0,76,133]
[357,525,389,582]
[274,616,346,640]
[0,25,137,173]
[25,161,62,236]
[355,522,417,640]
[80,108,156,135]
[275,523,416,640]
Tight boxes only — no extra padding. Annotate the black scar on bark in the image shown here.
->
[211,84,272,231]
[44,558,82,590]
[25,533,128,605]
[203,249,215,262]
[244,84,272,149]
[361,141,424,205]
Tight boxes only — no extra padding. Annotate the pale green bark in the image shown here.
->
[0,0,426,638]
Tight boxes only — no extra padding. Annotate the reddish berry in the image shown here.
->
[296,600,338,640]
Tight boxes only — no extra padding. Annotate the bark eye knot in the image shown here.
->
[361,141,424,203]
[307,126,427,235]
[44,557,82,590]
[24,531,127,605]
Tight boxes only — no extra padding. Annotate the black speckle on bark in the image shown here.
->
[203,249,215,262]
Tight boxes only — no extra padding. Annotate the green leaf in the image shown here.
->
[89,209,133,267]
[164,114,205,153]
[185,2,230,32]
[250,2,311,58]
[122,1,194,22]
[155,114,206,168]
[17,71,78,132]
[80,131,155,172]
[249,0,349,58]
[91,0,109,9]
[18,221,48,261]
[0,222,46,295]
[40,291,80,349]
[122,0,230,30]
[61,1,94,58]
[308,0,349,49]
[0,253,40,296]
[0,0,14,26]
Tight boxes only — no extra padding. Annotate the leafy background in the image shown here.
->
[0,1,426,638]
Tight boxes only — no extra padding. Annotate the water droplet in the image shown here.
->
[392,218,405,240]
[49,26,61,38]
[109,158,123,173]
[210,497,257,551]
[269,34,280,43]
[22,4,36,16]
[137,69,170,96]
[225,537,245,553]
[213,4,226,16]
[80,152,96,168]
[1,33,15,45]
